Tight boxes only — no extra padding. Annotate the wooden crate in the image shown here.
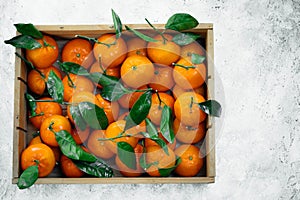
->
[12,24,215,184]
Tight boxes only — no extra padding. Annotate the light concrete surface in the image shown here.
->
[0,0,299,199]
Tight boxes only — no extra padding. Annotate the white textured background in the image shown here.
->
[1,0,300,199]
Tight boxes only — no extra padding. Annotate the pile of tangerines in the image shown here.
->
[6,11,221,189]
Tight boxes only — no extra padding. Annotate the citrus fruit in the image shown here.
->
[95,93,119,124]
[126,37,147,57]
[29,97,62,129]
[28,136,42,146]
[93,33,127,68]
[40,115,72,147]
[60,155,85,177]
[174,144,203,177]
[70,127,90,145]
[26,35,59,69]
[173,57,206,89]
[120,55,154,88]
[61,38,94,69]
[62,73,94,102]
[148,64,175,92]
[145,145,176,177]
[118,85,148,109]
[173,118,206,144]
[147,34,180,66]
[104,120,140,154]
[21,143,56,177]
[174,92,207,126]
[87,130,114,159]
[180,42,205,59]
[27,66,62,95]
[148,92,175,125]
[115,144,143,177]
[66,91,101,124]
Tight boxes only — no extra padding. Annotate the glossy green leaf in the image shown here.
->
[101,83,132,101]
[125,25,158,42]
[197,100,222,117]
[14,23,43,39]
[46,70,64,104]
[17,165,38,189]
[117,142,136,170]
[4,35,42,49]
[89,72,119,87]
[55,130,97,162]
[112,9,123,39]
[158,157,182,177]
[160,105,175,144]
[25,93,37,116]
[69,105,87,131]
[73,158,113,177]
[172,32,201,46]
[145,118,158,138]
[58,61,90,76]
[78,102,108,130]
[165,13,199,31]
[124,90,152,130]
[191,53,205,64]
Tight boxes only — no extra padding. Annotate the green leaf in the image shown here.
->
[101,83,132,101]
[46,70,64,104]
[17,165,38,189]
[14,23,43,39]
[124,90,152,130]
[160,105,175,144]
[112,9,123,39]
[78,102,108,130]
[58,62,90,76]
[89,72,119,87]
[117,142,136,170]
[165,13,199,31]
[191,53,205,64]
[172,32,201,46]
[4,35,42,49]
[55,130,97,162]
[69,105,87,131]
[198,100,222,117]
[158,157,182,177]
[25,93,37,116]
[125,25,158,42]
[73,158,113,177]
[145,118,158,138]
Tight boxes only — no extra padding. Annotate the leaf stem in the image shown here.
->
[172,63,196,70]
[97,131,139,142]
[29,112,44,118]
[75,35,116,48]
[155,90,164,109]
[28,99,74,106]
[145,18,168,44]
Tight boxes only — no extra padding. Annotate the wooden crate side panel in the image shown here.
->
[12,48,27,180]
[205,29,216,177]
[12,177,214,184]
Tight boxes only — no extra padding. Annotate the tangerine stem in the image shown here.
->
[145,18,168,44]
[75,35,116,47]
[98,56,106,74]
[189,97,194,113]
[66,73,76,88]
[172,63,196,70]
[43,39,55,48]
[34,160,40,165]
[97,131,138,142]
[155,90,164,109]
